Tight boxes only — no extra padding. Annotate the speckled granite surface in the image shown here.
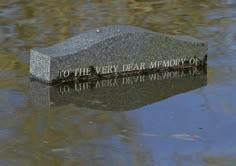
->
[30,25,208,84]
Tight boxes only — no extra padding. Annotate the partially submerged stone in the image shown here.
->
[30,25,208,84]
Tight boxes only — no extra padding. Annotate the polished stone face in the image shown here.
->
[30,25,208,84]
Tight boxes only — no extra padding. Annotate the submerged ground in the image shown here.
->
[0,0,236,165]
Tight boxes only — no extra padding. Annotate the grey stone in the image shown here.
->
[30,25,208,84]
[29,68,207,111]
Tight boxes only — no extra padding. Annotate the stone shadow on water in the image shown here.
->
[29,67,207,112]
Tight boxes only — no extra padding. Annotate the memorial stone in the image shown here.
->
[30,25,208,84]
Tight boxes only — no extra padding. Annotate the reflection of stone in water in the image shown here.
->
[30,67,207,111]
[57,68,203,93]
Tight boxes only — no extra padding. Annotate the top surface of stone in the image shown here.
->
[33,25,205,58]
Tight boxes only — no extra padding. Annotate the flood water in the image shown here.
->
[0,0,236,165]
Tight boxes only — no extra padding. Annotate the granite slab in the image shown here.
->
[30,25,208,84]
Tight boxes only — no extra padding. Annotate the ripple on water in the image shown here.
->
[0,89,25,112]
[0,71,16,78]
[0,0,236,165]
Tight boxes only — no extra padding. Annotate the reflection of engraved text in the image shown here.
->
[149,70,186,81]
[57,68,201,94]
[122,75,145,85]
[95,79,118,88]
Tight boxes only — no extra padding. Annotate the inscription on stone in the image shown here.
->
[58,57,200,79]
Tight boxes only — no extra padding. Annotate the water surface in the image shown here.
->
[0,0,236,165]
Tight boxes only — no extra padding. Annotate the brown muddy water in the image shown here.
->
[0,0,236,166]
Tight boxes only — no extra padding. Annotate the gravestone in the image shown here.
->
[30,25,208,84]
